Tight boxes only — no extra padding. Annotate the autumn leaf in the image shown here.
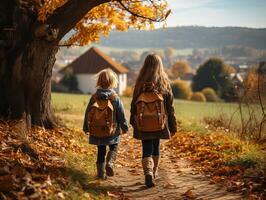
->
[37,0,169,46]
[183,189,195,199]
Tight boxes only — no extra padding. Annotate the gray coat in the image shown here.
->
[83,89,128,145]
[130,90,177,140]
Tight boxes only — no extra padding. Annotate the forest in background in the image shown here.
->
[98,26,266,49]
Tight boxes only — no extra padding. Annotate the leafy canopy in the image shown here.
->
[38,0,169,45]
[171,80,192,100]
[192,57,236,100]
[171,60,191,78]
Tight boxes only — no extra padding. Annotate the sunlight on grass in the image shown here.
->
[226,139,265,168]
[52,92,262,129]
[178,119,210,135]
[52,92,89,115]
[177,119,265,169]
[51,92,265,171]
[63,136,111,199]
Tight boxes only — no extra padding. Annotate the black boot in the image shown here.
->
[106,150,117,176]
[96,163,106,179]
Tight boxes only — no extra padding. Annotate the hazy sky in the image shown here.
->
[166,0,266,28]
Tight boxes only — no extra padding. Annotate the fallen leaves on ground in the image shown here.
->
[0,120,93,199]
[166,131,266,199]
[117,130,142,168]
[183,189,195,199]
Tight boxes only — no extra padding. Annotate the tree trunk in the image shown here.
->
[0,42,57,128]
[0,0,58,128]
[0,0,109,128]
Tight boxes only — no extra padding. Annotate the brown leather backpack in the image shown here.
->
[135,90,166,132]
[87,93,117,138]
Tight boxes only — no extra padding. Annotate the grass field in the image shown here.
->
[50,92,265,198]
[51,92,263,130]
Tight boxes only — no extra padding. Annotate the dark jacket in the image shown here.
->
[83,89,128,145]
[130,90,177,140]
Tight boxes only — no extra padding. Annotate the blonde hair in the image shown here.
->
[96,68,118,89]
[134,54,171,98]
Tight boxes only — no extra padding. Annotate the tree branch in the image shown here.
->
[46,0,111,40]
[116,0,164,22]
[257,63,266,138]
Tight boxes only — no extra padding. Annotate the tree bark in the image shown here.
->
[0,0,58,128]
[0,0,109,128]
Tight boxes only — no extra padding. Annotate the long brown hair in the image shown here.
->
[133,54,171,98]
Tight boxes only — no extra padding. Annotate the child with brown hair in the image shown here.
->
[130,54,177,187]
[83,69,128,179]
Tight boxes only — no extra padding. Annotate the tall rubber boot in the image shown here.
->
[106,150,117,176]
[142,157,155,187]
[96,163,106,179]
[152,155,160,179]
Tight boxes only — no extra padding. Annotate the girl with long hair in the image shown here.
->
[130,54,177,187]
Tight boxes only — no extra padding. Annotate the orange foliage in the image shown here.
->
[0,121,93,199]
[166,131,265,199]
[244,69,266,100]
[171,60,191,78]
[38,0,169,45]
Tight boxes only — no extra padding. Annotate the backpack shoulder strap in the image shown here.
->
[109,93,117,101]
[92,93,98,102]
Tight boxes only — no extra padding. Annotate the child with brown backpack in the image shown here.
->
[83,69,128,179]
[130,54,177,187]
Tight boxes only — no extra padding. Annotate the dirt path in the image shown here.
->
[101,133,245,200]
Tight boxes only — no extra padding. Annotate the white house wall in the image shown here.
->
[76,73,127,95]
[76,74,97,94]
[118,73,127,95]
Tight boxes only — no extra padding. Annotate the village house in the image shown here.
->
[61,47,128,95]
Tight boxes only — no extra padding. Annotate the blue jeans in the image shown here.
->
[142,139,160,158]
[97,144,118,163]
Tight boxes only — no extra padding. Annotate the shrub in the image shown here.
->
[60,73,79,92]
[123,86,133,97]
[192,57,236,101]
[171,80,192,100]
[190,92,206,102]
[51,82,69,93]
[202,87,219,102]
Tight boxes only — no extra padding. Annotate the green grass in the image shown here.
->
[51,92,265,192]
[176,120,265,169]
[225,137,265,168]
[53,92,244,120]
[52,93,89,115]
[52,92,262,129]
[47,124,112,199]
[173,99,262,123]
[62,152,112,200]
[178,120,210,135]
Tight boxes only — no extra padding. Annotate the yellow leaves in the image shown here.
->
[38,0,67,21]
[37,0,169,46]
[0,121,92,199]
[166,129,266,199]
[169,132,238,170]
[117,132,142,168]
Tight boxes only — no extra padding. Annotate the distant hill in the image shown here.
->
[99,26,266,50]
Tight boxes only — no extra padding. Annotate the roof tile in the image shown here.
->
[63,46,128,74]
